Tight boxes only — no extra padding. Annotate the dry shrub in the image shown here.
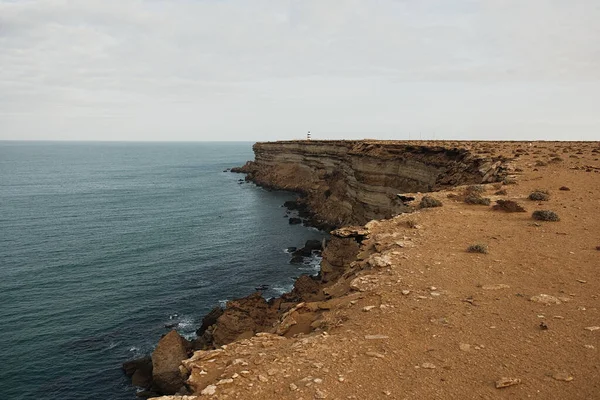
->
[464,194,491,205]
[465,185,485,195]
[529,190,550,201]
[532,210,560,222]
[405,219,419,229]
[467,244,488,254]
[420,196,442,208]
[492,200,526,213]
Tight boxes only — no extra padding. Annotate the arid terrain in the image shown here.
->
[146,141,599,400]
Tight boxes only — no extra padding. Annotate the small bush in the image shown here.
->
[464,194,491,205]
[529,190,550,201]
[465,185,485,194]
[492,200,526,213]
[532,210,560,222]
[467,244,488,254]
[405,219,419,229]
[420,196,443,208]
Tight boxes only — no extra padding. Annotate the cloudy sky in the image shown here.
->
[1,0,599,141]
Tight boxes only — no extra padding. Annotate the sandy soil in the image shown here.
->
[155,141,599,400]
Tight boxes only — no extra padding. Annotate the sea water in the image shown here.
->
[0,142,325,399]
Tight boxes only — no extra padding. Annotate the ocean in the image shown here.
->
[0,141,325,400]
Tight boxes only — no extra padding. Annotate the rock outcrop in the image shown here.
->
[235,140,508,227]
[152,331,192,394]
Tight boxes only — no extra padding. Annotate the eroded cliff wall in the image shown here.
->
[238,140,508,227]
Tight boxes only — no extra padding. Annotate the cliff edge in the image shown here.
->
[235,140,508,227]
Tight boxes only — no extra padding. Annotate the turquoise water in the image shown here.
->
[0,142,324,399]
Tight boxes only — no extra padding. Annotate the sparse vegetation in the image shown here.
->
[492,199,526,213]
[420,196,442,208]
[467,244,488,254]
[532,210,560,222]
[464,194,491,205]
[405,219,419,229]
[529,190,550,201]
[465,185,485,194]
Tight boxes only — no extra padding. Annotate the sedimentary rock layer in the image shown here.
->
[236,140,508,227]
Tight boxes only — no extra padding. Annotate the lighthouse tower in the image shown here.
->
[307,131,311,140]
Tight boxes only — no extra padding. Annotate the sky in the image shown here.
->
[1,0,599,142]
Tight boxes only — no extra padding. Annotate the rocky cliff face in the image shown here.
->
[237,140,508,227]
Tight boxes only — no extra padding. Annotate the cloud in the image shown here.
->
[0,0,599,140]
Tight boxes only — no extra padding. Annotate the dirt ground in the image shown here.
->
[154,141,599,400]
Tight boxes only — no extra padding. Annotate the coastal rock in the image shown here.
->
[320,237,361,282]
[286,275,322,302]
[122,356,153,388]
[211,292,278,346]
[152,330,191,394]
[195,306,224,337]
[292,239,324,257]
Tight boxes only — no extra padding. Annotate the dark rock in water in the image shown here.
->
[292,239,323,258]
[304,239,323,251]
[196,306,224,336]
[211,292,278,346]
[286,247,297,253]
[152,330,191,394]
[283,200,300,210]
[289,254,304,264]
[123,357,153,389]
[288,217,302,225]
[255,284,269,291]
[164,322,178,329]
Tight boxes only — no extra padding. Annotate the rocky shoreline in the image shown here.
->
[122,140,510,397]
[122,140,600,400]
[122,201,340,398]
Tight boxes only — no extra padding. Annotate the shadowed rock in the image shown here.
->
[152,330,191,394]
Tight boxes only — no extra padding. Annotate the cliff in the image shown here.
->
[235,140,509,227]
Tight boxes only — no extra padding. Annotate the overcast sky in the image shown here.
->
[1,0,599,141]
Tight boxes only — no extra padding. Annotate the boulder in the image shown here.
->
[211,292,278,346]
[152,330,191,394]
[292,239,323,258]
[123,356,153,389]
[288,217,302,225]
